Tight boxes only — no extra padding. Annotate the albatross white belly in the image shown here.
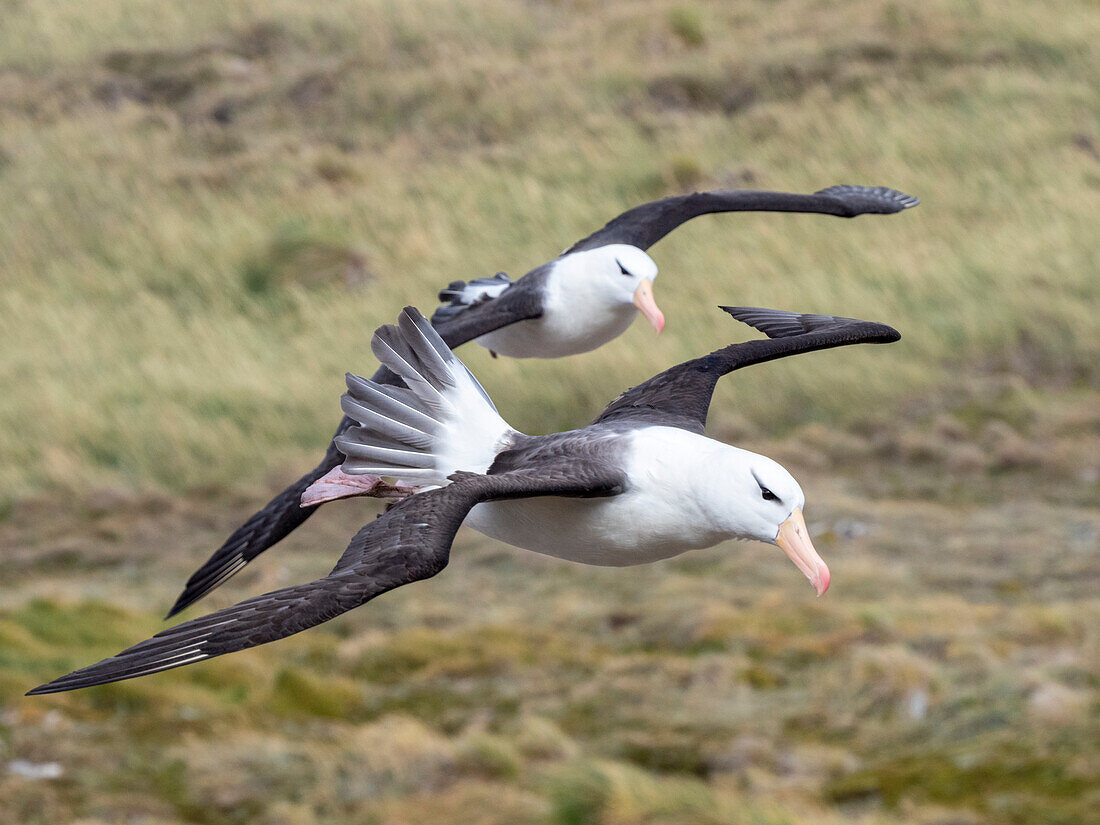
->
[463,427,734,566]
[475,303,638,359]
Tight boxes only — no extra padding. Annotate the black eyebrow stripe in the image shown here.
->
[751,470,780,500]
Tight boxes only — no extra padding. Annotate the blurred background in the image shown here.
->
[0,1,1097,823]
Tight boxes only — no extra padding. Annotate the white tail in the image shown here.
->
[334,307,515,487]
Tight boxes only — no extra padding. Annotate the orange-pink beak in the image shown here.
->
[776,508,830,595]
[632,279,665,334]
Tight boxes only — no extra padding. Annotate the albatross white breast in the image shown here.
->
[465,427,799,566]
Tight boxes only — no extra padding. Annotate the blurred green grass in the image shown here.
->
[1,2,1098,824]
[0,0,1097,500]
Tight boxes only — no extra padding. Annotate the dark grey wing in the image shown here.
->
[29,462,624,695]
[29,486,462,695]
[594,307,900,433]
[167,274,547,618]
[565,186,919,253]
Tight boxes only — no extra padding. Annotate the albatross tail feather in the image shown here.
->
[431,272,513,325]
[326,308,514,493]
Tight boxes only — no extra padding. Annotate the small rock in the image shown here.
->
[41,710,68,732]
[7,760,64,780]
[1027,682,1087,725]
[905,688,929,720]
[1066,521,1098,550]
[216,56,254,79]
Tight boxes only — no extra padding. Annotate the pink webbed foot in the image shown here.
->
[301,468,419,508]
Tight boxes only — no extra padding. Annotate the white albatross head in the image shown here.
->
[705,446,829,595]
[568,244,664,333]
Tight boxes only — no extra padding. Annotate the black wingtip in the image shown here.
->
[164,565,232,619]
[165,554,248,618]
[814,185,920,214]
[720,306,901,343]
[166,581,208,619]
[877,324,901,343]
[165,586,200,619]
[26,676,79,696]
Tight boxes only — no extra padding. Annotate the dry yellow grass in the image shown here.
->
[1,0,1097,500]
[1,460,1096,824]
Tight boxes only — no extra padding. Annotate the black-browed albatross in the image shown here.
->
[30,304,899,694]
[166,184,917,618]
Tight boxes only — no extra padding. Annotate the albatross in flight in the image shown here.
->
[30,304,899,694]
[165,184,917,618]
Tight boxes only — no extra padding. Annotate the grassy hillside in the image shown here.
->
[1,0,1097,500]
[0,1,1097,824]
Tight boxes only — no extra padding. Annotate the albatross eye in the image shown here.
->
[760,487,778,502]
[616,260,631,276]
